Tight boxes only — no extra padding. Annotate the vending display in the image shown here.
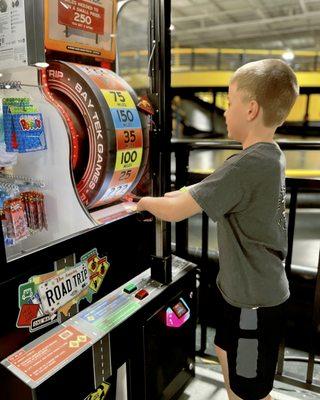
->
[0,76,150,261]
[0,0,152,262]
[0,58,150,261]
[0,0,152,258]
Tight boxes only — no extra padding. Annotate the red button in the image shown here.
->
[135,289,149,300]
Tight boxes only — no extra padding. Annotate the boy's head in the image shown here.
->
[225,59,299,142]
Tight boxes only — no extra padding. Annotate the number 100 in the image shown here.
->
[121,151,137,164]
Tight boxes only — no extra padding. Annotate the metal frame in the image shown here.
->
[24,0,46,66]
[148,0,173,284]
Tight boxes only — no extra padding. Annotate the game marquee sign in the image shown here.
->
[17,248,109,332]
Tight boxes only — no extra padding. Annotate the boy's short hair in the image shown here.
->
[231,59,299,127]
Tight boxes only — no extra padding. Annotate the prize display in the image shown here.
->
[0,62,150,258]
[3,98,47,153]
[0,0,150,260]
[0,174,47,247]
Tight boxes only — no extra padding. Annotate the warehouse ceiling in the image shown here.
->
[118,0,320,50]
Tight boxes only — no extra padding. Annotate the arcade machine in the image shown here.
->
[0,1,197,399]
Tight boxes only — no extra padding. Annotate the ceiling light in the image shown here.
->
[170,24,175,31]
[282,50,295,62]
[0,73,3,78]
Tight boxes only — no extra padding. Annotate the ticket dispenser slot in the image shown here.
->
[166,298,190,328]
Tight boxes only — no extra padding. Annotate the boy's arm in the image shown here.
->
[136,191,202,222]
[164,184,197,198]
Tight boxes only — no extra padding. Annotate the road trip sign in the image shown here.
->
[17,248,109,332]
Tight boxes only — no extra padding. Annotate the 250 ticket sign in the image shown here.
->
[58,0,105,35]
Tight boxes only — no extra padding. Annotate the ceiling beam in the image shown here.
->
[172,25,320,47]
[172,1,298,23]
[173,10,320,37]
[299,0,308,12]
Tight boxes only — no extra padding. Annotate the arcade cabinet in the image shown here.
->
[0,1,197,399]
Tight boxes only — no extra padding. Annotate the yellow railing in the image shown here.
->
[120,48,320,58]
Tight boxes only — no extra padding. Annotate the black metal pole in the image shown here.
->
[199,212,209,354]
[278,183,298,375]
[149,0,172,284]
[285,187,298,279]
[306,247,320,383]
[175,145,189,257]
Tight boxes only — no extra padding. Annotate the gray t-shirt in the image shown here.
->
[189,142,290,308]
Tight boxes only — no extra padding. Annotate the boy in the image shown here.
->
[136,59,299,400]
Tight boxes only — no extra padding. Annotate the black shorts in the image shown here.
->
[214,290,288,400]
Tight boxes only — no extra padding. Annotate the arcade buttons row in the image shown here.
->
[123,283,149,300]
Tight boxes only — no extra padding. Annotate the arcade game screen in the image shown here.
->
[172,301,189,318]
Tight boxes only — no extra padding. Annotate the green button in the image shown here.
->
[123,283,137,294]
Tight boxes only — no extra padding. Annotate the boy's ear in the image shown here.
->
[247,100,260,121]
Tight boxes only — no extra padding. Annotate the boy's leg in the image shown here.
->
[213,291,286,400]
[215,344,273,400]
[215,344,232,397]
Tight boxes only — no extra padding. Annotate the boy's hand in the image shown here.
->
[124,203,138,213]
[136,197,147,212]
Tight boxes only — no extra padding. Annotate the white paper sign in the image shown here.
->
[0,0,28,69]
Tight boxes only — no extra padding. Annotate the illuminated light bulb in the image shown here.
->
[282,50,295,62]
[35,62,49,68]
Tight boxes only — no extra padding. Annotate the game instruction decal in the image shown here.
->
[17,248,110,332]
[8,326,91,382]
